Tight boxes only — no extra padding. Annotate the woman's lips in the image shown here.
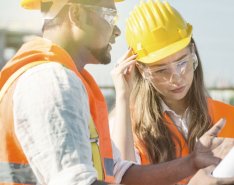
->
[170,86,186,93]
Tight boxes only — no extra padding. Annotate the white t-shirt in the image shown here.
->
[13,62,132,185]
[160,100,190,139]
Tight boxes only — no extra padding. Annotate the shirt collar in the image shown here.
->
[160,98,189,118]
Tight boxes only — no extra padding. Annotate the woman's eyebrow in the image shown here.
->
[151,54,188,68]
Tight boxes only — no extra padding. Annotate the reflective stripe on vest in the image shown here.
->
[89,117,104,180]
[89,117,114,180]
[0,162,37,184]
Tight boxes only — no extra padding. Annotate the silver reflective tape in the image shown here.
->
[104,158,114,176]
[0,162,37,184]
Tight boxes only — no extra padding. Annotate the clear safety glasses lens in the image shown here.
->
[82,4,118,27]
[43,3,118,27]
[143,53,198,82]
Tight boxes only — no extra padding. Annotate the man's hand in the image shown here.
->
[188,166,234,185]
[192,118,234,170]
[92,180,124,185]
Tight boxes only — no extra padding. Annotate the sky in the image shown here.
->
[1,0,234,87]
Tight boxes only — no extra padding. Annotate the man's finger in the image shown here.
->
[203,165,216,174]
[205,118,226,137]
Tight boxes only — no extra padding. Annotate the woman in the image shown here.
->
[110,0,234,184]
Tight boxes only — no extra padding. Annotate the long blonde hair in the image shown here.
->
[131,39,212,163]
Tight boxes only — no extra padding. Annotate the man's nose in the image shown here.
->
[113,25,121,38]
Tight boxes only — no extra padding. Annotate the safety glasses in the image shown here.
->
[80,4,118,28]
[42,2,118,28]
[140,53,198,83]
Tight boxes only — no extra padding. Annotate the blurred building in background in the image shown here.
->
[0,29,39,69]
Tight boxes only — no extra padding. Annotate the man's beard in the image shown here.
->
[90,45,111,65]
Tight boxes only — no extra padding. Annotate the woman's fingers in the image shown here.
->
[118,48,134,62]
[115,54,137,68]
[118,59,137,74]
[114,50,137,73]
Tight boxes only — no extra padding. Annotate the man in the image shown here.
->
[0,0,130,184]
[0,0,234,185]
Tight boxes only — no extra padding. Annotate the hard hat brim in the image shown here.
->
[21,0,124,10]
[138,27,193,64]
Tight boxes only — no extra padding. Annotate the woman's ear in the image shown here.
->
[68,4,83,28]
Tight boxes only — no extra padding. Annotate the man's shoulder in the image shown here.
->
[20,62,82,84]
[15,62,87,97]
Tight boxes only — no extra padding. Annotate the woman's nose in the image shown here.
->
[169,73,183,85]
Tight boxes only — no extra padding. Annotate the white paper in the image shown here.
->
[213,147,234,178]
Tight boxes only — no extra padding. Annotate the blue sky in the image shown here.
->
[1,0,234,87]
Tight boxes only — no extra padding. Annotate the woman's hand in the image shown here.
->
[111,49,137,97]
[110,49,137,161]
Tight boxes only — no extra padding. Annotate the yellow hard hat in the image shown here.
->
[126,0,192,64]
[20,0,124,10]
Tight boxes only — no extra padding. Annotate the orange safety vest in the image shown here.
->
[138,98,234,184]
[0,37,115,184]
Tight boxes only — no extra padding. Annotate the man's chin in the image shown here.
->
[100,52,111,65]
[91,46,111,65]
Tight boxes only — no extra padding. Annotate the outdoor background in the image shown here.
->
[1,0,234,109]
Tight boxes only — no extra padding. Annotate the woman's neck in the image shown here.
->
[163,98,188,116]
